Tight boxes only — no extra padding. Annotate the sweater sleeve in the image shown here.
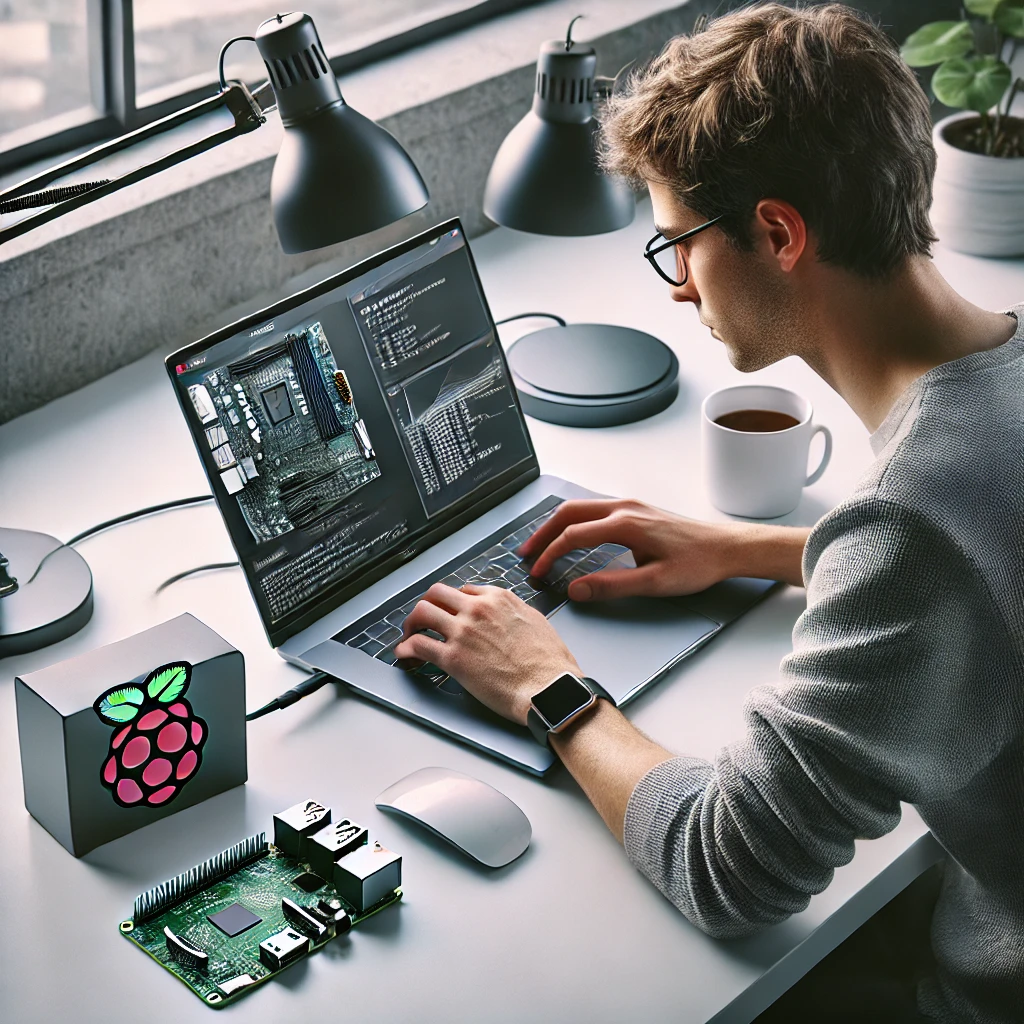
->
[622,499,995,938]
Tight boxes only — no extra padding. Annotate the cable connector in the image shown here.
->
[245,672,333,721]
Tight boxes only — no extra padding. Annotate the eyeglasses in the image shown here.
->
[644,215,723,286]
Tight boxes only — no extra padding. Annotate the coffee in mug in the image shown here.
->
[713,409,800,432]
[701,385,832,518]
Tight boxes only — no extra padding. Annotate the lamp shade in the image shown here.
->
[483,37,633,236]
[256,12,429,253]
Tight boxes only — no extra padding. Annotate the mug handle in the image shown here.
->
[805,425,832,486]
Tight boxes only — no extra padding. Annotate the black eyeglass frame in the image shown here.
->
[644,214,723,286]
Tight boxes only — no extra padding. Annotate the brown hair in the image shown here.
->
[601,3,937,277]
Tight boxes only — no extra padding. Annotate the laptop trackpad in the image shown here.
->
[549,597,718,705]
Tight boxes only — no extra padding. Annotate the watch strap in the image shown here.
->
[526,706,549,746]
[527,676,613,747]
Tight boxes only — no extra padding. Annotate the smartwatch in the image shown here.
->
[527,673,613,747]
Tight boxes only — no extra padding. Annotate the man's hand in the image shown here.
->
[521,499,743,600]
[521,499,811,597]
[393,583,580,724]
[392,581,674,843]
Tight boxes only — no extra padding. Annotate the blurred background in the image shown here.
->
[0,0,460,138]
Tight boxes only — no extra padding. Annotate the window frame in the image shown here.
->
[0,0,541,175]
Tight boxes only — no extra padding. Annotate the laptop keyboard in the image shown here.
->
[336,497,628,697]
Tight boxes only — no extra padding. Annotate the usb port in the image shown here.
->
[258,928,310,970]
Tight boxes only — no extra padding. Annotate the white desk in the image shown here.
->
[3,201,1020,1023]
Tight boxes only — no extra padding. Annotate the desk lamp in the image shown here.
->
[0,10,429,656]
[483,17,678,428]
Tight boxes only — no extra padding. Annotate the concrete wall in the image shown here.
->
[0,0,958,423]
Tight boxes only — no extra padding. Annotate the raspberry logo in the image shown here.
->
[93,662,208,808]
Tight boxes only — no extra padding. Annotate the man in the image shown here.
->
[395,5,1023,1021]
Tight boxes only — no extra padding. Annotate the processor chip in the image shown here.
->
[207,902,262,937]
[261,382,294,425]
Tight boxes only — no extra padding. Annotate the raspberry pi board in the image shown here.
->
[120,800,402,1007]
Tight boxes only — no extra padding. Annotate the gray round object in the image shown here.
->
[0,528,93,657]
[507,324,679,427]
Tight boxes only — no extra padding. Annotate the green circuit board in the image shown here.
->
[120,814,401,1008]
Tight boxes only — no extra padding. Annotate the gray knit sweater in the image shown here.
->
[623,310,1024,1023]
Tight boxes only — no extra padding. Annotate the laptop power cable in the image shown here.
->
[245,671,333,721]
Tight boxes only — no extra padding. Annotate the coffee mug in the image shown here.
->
[701,385,832,518]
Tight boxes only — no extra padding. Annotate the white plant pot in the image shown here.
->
[931,111,1024,257]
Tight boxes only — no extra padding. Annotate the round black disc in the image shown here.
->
[507,324,679,427]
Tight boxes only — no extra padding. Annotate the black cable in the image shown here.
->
[24,495,216,586]
[66,495,214,545]
[0,181,111,215]
[155,561,240,593]
[494,312,567,328]
[565,14,583,51]
[246,671,333,721]
[218,35,257,90]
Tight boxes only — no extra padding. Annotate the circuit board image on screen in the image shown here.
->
[385,334,532,517]
[186,321,381,543]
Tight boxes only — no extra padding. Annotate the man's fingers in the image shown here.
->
[400,598,457,639]
[567,564,662,602]
[422,581,472,612]
[393,631,446,667]
[529,519,631,581]
[517,499,618,558]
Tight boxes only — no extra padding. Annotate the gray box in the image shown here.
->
[307,818,368,880]
[15,612,246,856]
[333,843,402,912]
[272,799,331,859]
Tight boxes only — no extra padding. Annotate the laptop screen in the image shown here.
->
[167,220,537,646]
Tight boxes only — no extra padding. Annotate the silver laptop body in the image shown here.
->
[167,219,774,775]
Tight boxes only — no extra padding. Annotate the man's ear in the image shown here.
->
[753,199,807,273]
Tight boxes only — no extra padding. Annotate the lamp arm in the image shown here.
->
[0,82,268,246]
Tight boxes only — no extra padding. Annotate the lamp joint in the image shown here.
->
[223,82,267,131]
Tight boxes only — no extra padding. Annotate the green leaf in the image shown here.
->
[995,1,1024,38]
[964,0,1002,18]
[901,21,974,67]
[96,687,144,723]
[933,55,1013,112]
[146,662,191,702]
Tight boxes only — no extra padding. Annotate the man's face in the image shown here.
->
[647,181,799,372]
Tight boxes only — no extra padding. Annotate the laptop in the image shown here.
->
[166,218,774,774]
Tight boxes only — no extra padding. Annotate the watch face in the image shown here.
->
[532,674,592,728]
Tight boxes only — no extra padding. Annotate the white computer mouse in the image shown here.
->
[375,766,531,868]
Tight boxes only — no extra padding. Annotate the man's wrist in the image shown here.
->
[722,523,810,586]
[548,694,618,752]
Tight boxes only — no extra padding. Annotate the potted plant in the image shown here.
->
[902,2,1024,256]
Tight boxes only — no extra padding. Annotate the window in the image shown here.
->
[0,0,539,175]
[0,3,92,142]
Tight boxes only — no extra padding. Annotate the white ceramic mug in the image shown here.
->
[701,385,832,518]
